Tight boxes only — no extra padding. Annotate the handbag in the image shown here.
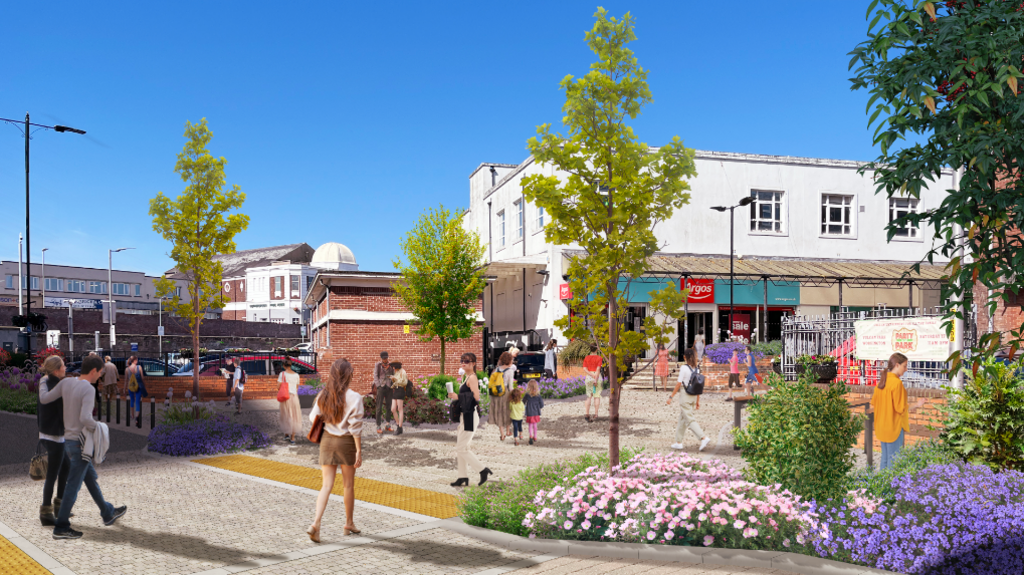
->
[276,376,290,403]
[30,442,47,481]
[307,415,325,443]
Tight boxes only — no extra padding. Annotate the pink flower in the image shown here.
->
[563,521,573,530]
[703,535,715,546]
[733,520,746,529]
[646,531,656,541]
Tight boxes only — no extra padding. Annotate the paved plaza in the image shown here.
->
[0,389,881,575]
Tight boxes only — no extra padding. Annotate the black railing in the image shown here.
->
[160,350,318,378]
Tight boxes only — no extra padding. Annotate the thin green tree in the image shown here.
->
[392,206,487,376]
[150,119,249,399]
[521,9,696,467]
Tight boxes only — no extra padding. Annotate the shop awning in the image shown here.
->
[481,254,549,278]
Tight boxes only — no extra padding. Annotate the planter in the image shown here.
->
[771,361,782,375]
[794,362,838,383]
[299,394,317,409]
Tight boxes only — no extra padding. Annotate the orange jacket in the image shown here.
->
[871,373,909,443]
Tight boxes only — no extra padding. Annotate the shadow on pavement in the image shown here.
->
[76,524,277,566]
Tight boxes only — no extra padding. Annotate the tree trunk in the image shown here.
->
[193,296,201,400]
[608,281,621,469]
[440,339,446,378]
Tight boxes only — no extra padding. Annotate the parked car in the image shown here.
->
[65,358,178,377]
[173,354,316,377]
[514,352,547,385]
[295,342,313,352]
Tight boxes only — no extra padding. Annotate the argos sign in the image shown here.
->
[682,279,715,303]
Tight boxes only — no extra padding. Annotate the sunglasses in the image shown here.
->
[460,359,474,364]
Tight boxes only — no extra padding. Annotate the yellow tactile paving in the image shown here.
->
[0,534,49,575]
[194,454,462,518]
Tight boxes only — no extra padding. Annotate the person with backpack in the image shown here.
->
[667,348,711,452]
[123,355,148,428]
[489,351,514,441]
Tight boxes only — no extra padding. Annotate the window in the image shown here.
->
[274,277,283,297]
[4,275,12,289]
[750,190,785,233]
[537,206,545,229]
[821,194,854,236]
[290,275,299,294]
[88,281,107,294]
[67,280,86,293]
[292,318,300,324]
[304,276,311,295]
[18,276,40,289]
[514,200,523,240]
[889,198,920,238]
[497,210,506,248]
[44,278,64,292]
[134,284,141,297]
[175,286,182,298]
[239,280,245,293]
[112,282,132,296]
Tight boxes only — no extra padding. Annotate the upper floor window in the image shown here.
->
[497,210,506,248]
[112,282,133,296]
[821,194,854,236]
[750,190,785,234]
[88,281,107,294]
[134,284,141,297]
[274,276,283,297]
[67,280,86,293]
[176,286,182,298]
[290,275,299,294]
[4,275,12,289]
[514,200,524,240]
[537,206,545,229]
[889,198,920,239]
[12,276,41,290]
[44,278,64,292]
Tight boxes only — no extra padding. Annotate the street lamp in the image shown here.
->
[41,248,48,302]
[1,113,86,357]
[711,196,755,343]
[108,247,134,350]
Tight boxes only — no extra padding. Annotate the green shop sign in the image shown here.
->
[713,279,799,306]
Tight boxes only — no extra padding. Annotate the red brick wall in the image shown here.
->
[222,277,246,304]
[835,384,945,451]
[974,282,1023,344]
[144,374,318,400]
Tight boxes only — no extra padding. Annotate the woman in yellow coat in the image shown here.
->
[871,352,909,470]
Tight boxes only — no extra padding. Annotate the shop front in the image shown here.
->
[713,279,799,343]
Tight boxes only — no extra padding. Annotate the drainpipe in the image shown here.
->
[487,200,494,334]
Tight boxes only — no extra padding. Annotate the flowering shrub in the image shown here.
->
[524,453,820,549]
[940,357,1024,472]
[794,354,836,367]
[297,384,321,396]
[704,342,759,365]
[535,376,587,399]
[0,366,44,393]
[33,347,64,363]
[0,349,9,366]
[362,390,451,425]
[147,413,270,456]
[812,463,1024,575]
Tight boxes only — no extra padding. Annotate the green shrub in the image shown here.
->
[426,375,455,400]
[1,353,30,369]
[733,371,862,501]
[362,393,451,425]
[304,378,324,389]
[0,388,37,414]
[558,338,593,366]
[847,438,958,502]
[750,340,783,357]
[459,447,645,536]
[159,402,214,425]
[940,357,1024,472]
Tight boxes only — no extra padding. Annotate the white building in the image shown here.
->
[463,150,952,359]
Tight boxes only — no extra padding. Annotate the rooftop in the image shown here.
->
[164,243,314,279]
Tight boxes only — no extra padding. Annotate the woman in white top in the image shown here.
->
[694,329,706,363]
[308,358,363,543]
[666,348,711,452]
[277,358,302,443]
[543,339,558,378]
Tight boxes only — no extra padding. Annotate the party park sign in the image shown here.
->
[855,316,951,362]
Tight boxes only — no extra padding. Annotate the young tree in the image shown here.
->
[850,1,1024,370]
[521,9,696,467]
[150,119,249,398]
[392,206,487,376]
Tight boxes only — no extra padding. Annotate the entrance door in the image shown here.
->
[624,305,647,359]
[681,312,713,350]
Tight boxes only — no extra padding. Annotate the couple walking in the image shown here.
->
[37,355,128,539]
[373,351,409,435]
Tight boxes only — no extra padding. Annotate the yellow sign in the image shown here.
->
[403,325,410,334]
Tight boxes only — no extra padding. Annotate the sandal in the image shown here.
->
[307,525,320,543]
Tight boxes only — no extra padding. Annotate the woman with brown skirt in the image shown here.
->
[489,352,515,441]
[308,359,363,543]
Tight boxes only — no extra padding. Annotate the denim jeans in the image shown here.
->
[880,429,905,470]
[56,440,114,529]
[128,391,142,413]
[511,419,523,438]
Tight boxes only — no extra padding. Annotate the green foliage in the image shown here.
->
[750,340,783,357]
[940,358,1024,472]
[150,119,249,398]
[159,402,214,425]
[459,447,645,536]
[304,378,323,390]
[734,371,862,501]
[426,375,456,400]
[520,8,697,468]
[794,354,836,367]
[392,206,486,376]
[848,438,958,503]
[850,1,1024,366]
[362,392,451,426]
[0,388,37,415]
[558,338,594,366]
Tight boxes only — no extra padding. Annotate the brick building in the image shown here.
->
[306,268,484,395]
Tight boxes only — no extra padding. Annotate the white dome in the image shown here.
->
[311,242,358,271]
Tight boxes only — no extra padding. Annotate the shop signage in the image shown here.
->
[559,283,573,300]
[44,297,103,309]
[682,279,714,303]
[0,296,18,307]
[731,313,751,340]
[714,280,800,307]
[855,316,950,361]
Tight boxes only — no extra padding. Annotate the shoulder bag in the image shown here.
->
[306,393,325,443]
[30,441,47,481]
[276,373,290,402]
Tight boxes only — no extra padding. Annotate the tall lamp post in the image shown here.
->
[108,247,134,351]
[41,248,48,302]
[711,196,755,343]
[2,114,86,357]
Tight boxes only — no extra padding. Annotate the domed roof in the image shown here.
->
[311,242,358,271]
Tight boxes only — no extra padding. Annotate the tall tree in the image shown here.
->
[150,119,249,398]
[392,206,487,375]
[850,1,1024,369]
[521,9,696,468]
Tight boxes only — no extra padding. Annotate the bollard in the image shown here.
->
[866,411,875,469]
[106,396,111,423]
[150,398,156,429]
[95,387,101,419]
[128,395,132,428]
[116,395,120,425]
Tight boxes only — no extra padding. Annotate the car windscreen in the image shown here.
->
[516,355,545,368]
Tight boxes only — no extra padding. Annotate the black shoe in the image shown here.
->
[136,416,141,428]
[529,438,534,445]
[396,426,403,436]
[450,478,469,487]
[478,468,493,486]
[225,402,232,407]
[104,505,127,526]
[53,527,83,540]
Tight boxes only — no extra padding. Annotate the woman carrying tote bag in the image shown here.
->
[277,359,302,444]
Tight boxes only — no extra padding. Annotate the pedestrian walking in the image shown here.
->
[725,349,742,401]
[448,353,493,487]
[123,356,148,428]
[543,339,558,378]
[744,346,760,392]
[872,352,909,470]
[100,356,119,402]
[308,359,363,543]
[582,345,603,422]
[667,348,711,452]
[373,352,393,434]
[37,356,71,527]
[694,329,706,363]
[509,388,525,446]
[277,358,302,443]
[39,355,126,540]
[654,343,670,392]
[389,361,408,435]
[223,357,237,399]
[490,351,514,441]
[223,359,245,415]
[524,380,544,445]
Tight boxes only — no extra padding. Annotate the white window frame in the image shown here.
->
[497,210,506,249]
[536,206,545,232]
[134,284,141,297]
[819,193,857,239]
[514,200,524,241]
[5,275,13,289]
[88,281,107,294]
[67,280,86,293]
[749,190,787,236]
[889,197,922,241]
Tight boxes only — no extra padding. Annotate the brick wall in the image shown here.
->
[144,374,318,400]
[973,282,1024,343]
[822,384,946,451]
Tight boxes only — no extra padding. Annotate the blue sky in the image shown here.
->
[0,1,878,277]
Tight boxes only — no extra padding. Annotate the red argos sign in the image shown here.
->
[682,278,715,303]
[559,283,573,300]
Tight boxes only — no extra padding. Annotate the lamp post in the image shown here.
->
[41,248,48,302]
[711,196,755,343]
[108,247,134,350]
[2,114,86,358]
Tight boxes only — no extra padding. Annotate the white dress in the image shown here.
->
[278,371,302,436]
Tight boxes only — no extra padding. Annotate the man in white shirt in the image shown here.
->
[39,355,127,539]
[224,359,244,415]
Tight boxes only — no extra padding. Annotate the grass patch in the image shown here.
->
[0,388,37,415]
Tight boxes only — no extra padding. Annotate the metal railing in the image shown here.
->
[780,306,976,389]
[66,349,317,377]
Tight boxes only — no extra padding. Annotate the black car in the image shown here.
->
[514,352,547,385]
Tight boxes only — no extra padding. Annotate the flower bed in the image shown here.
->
[148,413,271,456]
[535,376,587,399]
[362,390,451,425]
[704,342,762,364]
[0,367,43,415]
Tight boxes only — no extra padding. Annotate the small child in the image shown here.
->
[524,380,545,445]
[509,388,525,446]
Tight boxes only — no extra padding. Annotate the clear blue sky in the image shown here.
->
[0,1,878,277]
